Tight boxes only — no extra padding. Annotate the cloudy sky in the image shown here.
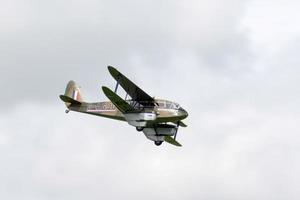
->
[1,0,299,199]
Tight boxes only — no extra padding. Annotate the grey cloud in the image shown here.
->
[0,0,252,106]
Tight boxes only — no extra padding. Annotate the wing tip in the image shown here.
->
[101,86,112,95]
[107,65,118,75]
[107,65,114,70]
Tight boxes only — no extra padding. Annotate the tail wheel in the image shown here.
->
[136,127,144,132]
[154,141,163,146]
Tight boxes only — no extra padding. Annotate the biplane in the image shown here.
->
[59,66,188,146]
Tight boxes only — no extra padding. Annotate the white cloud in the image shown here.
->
[242,0,300,57]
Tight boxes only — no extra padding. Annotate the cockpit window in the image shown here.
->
[156,101,180,109]
[172,103,180,110]
[167,102,180,110]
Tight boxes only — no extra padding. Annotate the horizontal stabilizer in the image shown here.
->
[164,136,182,147]
[102,86,135,113]
[59,95,82,105]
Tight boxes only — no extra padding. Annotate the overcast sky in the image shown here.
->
[0,0,300,199]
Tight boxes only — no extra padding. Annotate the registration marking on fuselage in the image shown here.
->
[87,102,116,112]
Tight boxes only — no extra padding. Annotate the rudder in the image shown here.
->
[64,80,83,102]
[60,80,83,107]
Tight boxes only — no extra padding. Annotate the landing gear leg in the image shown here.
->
[174,121,179,140]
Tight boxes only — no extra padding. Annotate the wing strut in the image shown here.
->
[114,75,121,93]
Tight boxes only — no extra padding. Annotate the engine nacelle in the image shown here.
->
[143,124,177,142]
[124,112,157,127]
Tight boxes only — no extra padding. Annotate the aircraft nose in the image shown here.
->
[179,107,188,118]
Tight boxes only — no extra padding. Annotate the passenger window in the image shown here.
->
[158,102,164,108]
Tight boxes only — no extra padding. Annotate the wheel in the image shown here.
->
[136,127,144,132]
[65,110,70,113]
[154,141,163,146]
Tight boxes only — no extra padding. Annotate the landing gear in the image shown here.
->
[154,141,163,146]
[65,109,70,114]
[136,127,144,132]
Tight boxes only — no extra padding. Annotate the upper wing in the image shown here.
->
[102,86,135,113]
[108,66,155,106]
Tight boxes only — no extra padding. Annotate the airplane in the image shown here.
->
[59,66,188,146]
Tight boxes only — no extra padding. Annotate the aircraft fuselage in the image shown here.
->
[67,99,188,127]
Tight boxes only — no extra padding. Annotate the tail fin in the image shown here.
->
[60,80,83,107]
